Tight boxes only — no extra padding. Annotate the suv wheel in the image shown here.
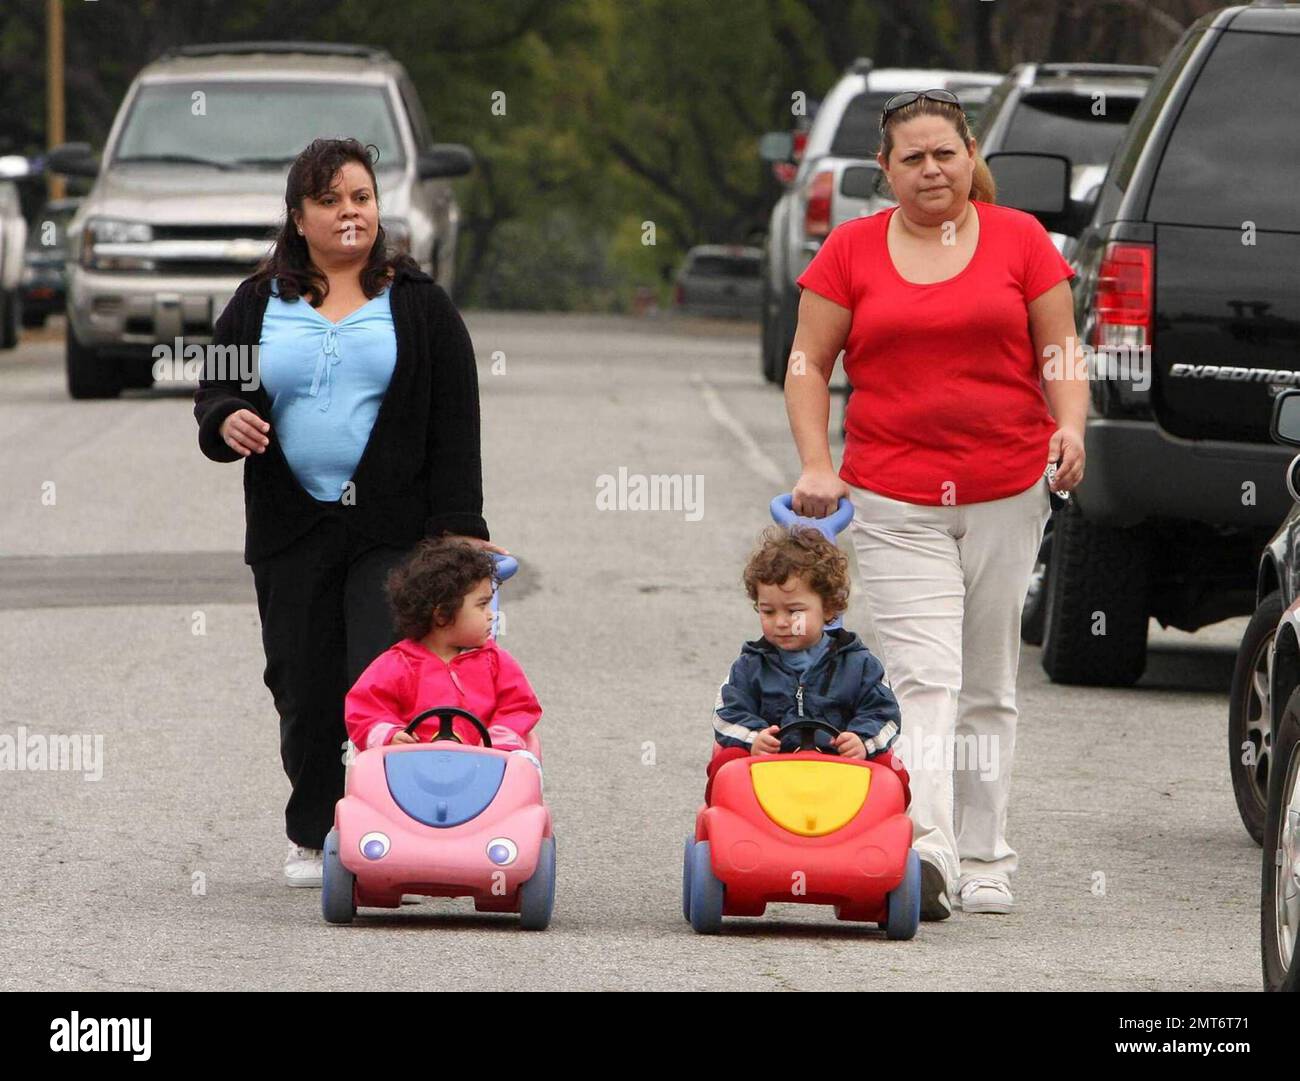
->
[763,284,798,386]
[66,322,121,399]
[1041,499,1150,686]
[1021,522,1054,646]
[760,272,779,383]
[0,289,19,349]
[1262,685,1300,991]
[1230,591,1281,845]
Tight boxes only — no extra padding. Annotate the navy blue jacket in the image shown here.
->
[712,628,901,755]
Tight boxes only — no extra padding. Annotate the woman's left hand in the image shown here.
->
[444,533,510,556]
[1046,426,1085,492]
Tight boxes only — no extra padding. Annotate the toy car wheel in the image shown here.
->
[321,828,356,925]
[884,849,921,941]
[681,834,694,922]
[688,841,725,934]
[518,835,556,931]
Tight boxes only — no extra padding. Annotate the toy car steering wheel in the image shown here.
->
[778,717,843,754]
[403,706,493,748]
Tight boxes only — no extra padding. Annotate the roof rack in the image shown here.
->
[1035,62,1160,78]
[157,41,392,62]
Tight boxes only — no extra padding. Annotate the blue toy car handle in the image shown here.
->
[491,552,518,583]
[403,706,493,748]
[770,493,853,540]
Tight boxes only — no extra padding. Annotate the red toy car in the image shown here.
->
[685,718,919,938]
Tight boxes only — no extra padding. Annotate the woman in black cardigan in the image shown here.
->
[194,138,502,886]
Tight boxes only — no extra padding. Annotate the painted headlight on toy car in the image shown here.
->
[486,838,517,865]
[359,832,390,860]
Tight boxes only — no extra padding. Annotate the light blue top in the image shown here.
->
[780,631,832,675]
[257,281,396,501]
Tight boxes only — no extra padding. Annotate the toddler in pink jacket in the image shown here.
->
[345,539,541,752]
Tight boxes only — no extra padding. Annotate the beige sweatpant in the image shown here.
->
[846,475,1051,893]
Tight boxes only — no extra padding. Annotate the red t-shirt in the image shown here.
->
[795,200,1074,505]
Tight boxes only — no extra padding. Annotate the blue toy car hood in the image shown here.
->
[385,749,506,828]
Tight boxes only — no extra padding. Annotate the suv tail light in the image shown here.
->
[803,171,835,240]
[792,130,808,164]
[1093,242,1153,351]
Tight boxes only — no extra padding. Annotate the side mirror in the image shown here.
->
[47,142,98,179]
[839,162,881,200]
[758,132,794,164]
[985,151,1074,234]
[1271,390,1300,447]
[417,143,474,179]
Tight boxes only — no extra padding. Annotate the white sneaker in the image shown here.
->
[959,877,1014,914]
[284,842,323,887]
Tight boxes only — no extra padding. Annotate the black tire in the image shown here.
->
[760,269,780,383]
[21,307,46,328]
[771,286,798,386]
[0,290,18,349]
[1230,591,1281,845]
[321,828,356,925]
[1021,523,1054,647]
[1261,686,1300,991]
[120,356,156,390]
[66,322,121,399]
[1041,499,1150,686]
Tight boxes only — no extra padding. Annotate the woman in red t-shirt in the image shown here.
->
[788,90,1087,921]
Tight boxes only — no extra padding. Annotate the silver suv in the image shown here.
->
[48,41,473,399]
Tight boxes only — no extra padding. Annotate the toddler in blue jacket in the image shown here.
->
[707,524,910,803]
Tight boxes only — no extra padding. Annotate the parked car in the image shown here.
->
[20,197,79,327]
[47,40,474,399]
[0,178,27,349]
[1011,3,1300,695]
[1239,390,1300,991]
[756,58,1001,384]
[971,62,1155,259]
[673,245,762,319]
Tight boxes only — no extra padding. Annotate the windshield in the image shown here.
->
[1003,92,1141,166]
[111,81,406,170]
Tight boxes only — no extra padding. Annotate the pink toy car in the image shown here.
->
[322,705,555,929]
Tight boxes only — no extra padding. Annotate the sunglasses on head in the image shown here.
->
[879,89,962,128]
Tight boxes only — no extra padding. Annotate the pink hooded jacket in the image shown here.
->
[345,637,541,752]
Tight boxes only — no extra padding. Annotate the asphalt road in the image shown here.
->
[0,313,1262,991]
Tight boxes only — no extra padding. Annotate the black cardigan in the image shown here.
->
[193,263,490,565]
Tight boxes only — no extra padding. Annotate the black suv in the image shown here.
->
[1025,3,1300,691]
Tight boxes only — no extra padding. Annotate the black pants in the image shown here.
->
[251,514,418,848]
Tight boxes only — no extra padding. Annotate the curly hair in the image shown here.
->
[248,137,419,306]
[385,539,499,641]
[743,525,850,619]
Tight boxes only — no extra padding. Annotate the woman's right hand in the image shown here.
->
[791,467,848,519]
[220,409,270,456]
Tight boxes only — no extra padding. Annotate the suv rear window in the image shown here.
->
[1148,31,1300,230]
[829,92,894,158]
[1003,91,1141,165]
